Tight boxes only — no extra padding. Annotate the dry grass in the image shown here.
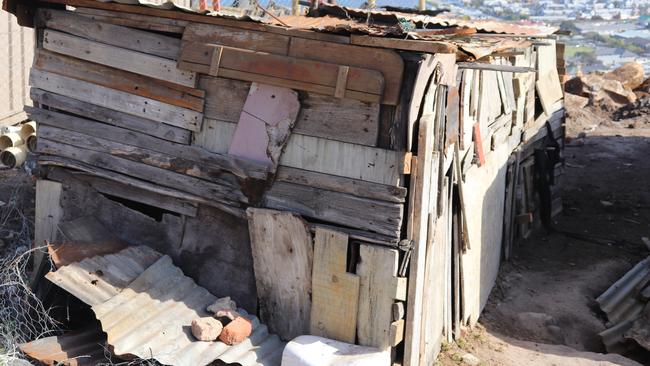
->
[0,177,60,364]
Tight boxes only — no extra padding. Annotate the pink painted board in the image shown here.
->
[228,83,300,167]
[242,83,300,126]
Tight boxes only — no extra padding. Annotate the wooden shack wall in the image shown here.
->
[20,3,567,366]
[0,10,33,124]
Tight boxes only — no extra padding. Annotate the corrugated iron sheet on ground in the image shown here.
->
[597,256,650,352]
[597,256,650,324]
[46,246,284,366]
[19,325,107,366]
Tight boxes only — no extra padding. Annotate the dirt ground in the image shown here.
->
[439,97,650,365]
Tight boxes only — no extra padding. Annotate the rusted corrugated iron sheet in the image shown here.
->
[302,3,557,36]
[19,325,107,366]
[46,246,284,366]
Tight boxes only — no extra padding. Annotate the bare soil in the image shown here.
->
[440,97,650,365]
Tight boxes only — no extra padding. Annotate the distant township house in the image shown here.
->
[3,0,566,365]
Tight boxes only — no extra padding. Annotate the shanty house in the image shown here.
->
[3,1,566,365]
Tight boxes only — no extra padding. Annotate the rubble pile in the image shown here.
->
[566,62,650,116]
[614,97,650,121]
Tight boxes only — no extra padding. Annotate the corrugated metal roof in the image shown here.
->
[297,3,558,36]
[46,246,284,366]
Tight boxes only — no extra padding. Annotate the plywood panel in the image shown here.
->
[310,228,359,343]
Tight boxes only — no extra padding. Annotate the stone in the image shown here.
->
[219,316,253,345]
[461,353,481,366]
[207,296,236,314]
[635,77,650,94]
[565,73,636,110]
[191,317,223,342]
[215,309,241,321]
[605,62,645,90]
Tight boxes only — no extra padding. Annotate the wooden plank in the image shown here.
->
[32,180,63,282]
[246,208,313,341]
[38,125,241,191]
[30,89,191,145]
[310,228,359,343]
[536,40,564,116]
[178,42,384,102]
[39,155,246,218]
[276,167,406,203]
[42,0,350,43]
[280,134,404,186]
[29,69,202,132]
[27,107,267,181]
[43,30,196,88]
[37,139,247,207]
[39,9,181,59]
[407,54,436,151]
[193,118,235,154]
[34,50,204,112]
[390,319,405,347]
[199,76,250,123]
[294,94,380,146]
[308,223,398,247]
[228,83,299,169]
[289,37,404,105]
[180,43,384,94]
[200,76,381,146]
[183,22,290,55]
[357,244,404,350]
[264,181,403,238]
[403,114,436,366]
[74,7,187,33]
[65,172,198,217]
[457,62,534,73]
[350,35,458,54]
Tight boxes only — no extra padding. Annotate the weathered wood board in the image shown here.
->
[37,139,246,207]
[280,134,404,186]
[403,114,437,366]
[30,89,191,144]
[310,228,360,343]
[264,181,403,238]
[357,244,406,350]
[199,76,381,146]
[178,42,384,103]
[73,7,188,34]
[34,50,204,112]
[536,40,564,116]
[27,107,266,181]
[288,38,403,105]
[43,30,196,87]
[39,9,182,60]
[33,180,63,281]
[183,22,290,55]
[275,167,406,204]
[246,208,313,341]
[66,172,198,217]
[29,69,203,132]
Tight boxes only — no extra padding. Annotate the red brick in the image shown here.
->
[219,317,253,345]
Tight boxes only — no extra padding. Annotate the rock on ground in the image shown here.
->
[604,62,646,90]
[191,317,223,341]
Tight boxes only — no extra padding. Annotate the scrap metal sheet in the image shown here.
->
[47,247,284,366]
[19,326,107,366]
